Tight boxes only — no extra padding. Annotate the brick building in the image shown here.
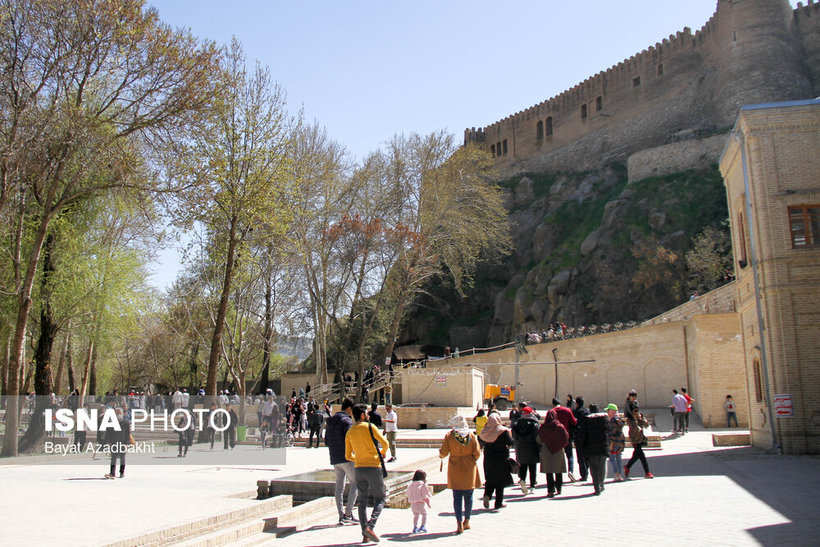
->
[720,99,820,454]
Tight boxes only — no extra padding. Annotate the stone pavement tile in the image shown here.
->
[2,430,819,546]
[266,433,820,547]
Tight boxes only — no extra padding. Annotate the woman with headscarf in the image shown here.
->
[478,413,514,510]
[439,416,482,534]
[536,409,569,497]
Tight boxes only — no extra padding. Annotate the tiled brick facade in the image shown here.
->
[720,100,820,454]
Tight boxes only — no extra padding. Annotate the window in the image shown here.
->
[737,211,748,268]
[496,141,502,157]
[536,120,544,140]
[789,205,820,247]
[753,358,764,403]
[657,63,664,77]
[502,139,508,155]
[581,104,587,120]
[632,76,641,88]
[596,96,603,112]
[545,116,553,137]
[490,144,496,156]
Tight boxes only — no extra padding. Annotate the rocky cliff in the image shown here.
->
[402,159,730,350]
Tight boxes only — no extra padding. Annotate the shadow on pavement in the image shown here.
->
[380,531,454,542]
[637,445,820,544]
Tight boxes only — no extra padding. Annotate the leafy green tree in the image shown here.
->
[0,0,220,456]
[169,39,296,399]
[289,123,353,385]
[379,134,512,363]
[685,223,733,294]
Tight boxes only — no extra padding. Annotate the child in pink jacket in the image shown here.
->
[405,470,433,533]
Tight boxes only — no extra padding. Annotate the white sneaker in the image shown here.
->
[518,479,529,495]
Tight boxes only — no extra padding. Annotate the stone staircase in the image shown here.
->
[107,494,338,547]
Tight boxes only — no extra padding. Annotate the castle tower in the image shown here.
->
[720,99,820,455]
[696,0,812,127]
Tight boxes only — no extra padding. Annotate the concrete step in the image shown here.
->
[712,432,751,446]
[168,498,336,546]
[268,497,337,538]
[109,495,293,547]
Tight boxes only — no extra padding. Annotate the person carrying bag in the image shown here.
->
[345,404,390,543]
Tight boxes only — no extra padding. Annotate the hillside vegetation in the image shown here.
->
[402,164,731,349]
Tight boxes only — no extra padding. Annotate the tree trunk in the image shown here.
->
[89,345,98,397]
[2,211,54,456]
[79,340,94,406]
[66,332,75,392]
[54,332,68,395]
[382,280,412,366]
[19,235,59,452]
[260,278,272,395]
[205,220,238,399]
[1,332,9,397]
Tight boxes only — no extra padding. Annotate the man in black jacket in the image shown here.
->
[223,404,238,450]
[307,404,325,448]
[368,402,383,428]
[577,403,609,495]
[103,408,130,479]
[325,398,359,525]
[572,396,590,482]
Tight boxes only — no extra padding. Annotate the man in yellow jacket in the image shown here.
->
[345,403,389,543]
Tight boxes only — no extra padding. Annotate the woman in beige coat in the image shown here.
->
[440,416,482,534]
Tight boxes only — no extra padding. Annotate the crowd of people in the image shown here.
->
[318,390,660,543]
[523,321,641,345]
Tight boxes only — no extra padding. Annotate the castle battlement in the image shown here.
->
[465,0,817,174]
[795,0,820,18]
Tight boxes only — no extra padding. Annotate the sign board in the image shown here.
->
[774,394,794,417]
[435,375,446,386]
[385,357,391,366]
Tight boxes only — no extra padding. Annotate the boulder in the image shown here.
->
[515,176,535,207]
[581,230,599,256]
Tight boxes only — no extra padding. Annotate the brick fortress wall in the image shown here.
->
[464,0,819,175]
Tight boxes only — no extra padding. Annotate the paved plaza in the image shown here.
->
[0,414,818,546]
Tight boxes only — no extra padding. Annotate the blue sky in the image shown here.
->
[146,0,798,289]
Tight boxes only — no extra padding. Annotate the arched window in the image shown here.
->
[490,144,496,156]
[581,104,587,120]
[545,116,553,137]
[536,120,544,140]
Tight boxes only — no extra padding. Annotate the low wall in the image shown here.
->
[642,282,736,326]
[400,367,484,408]
[436,315,745,428]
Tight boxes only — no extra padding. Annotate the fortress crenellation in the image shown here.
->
[465,0,818,174]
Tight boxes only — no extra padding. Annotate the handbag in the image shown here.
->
[367,423,389,478]
[508,457,520,474]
